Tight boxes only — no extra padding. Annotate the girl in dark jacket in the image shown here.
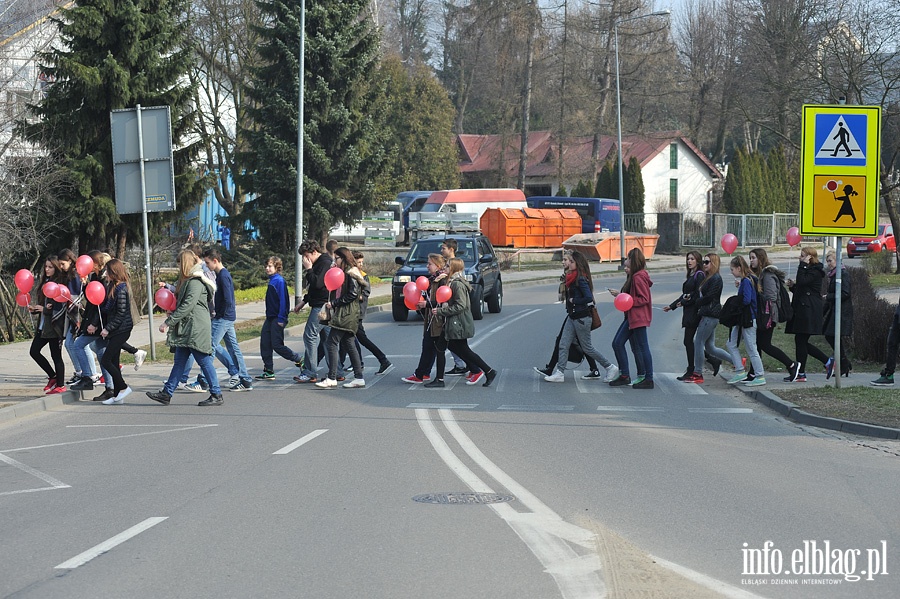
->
[70,251,106,393]
[785,247,828,382]
[546,251,617,384]
[402,253,449,384]
[823,249,853,378]
[58,248,91,386]
[685,253,731,383]
[663,251,705,380]
[97,259,135,404]
[28,255,68,394]
[431,258,497,387]
[316,247,367,389]
[609,248,653,388]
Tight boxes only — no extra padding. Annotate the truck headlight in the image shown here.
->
[394,275,411,283]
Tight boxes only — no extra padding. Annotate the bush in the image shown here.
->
[847,266,894,363]
[863,249,893,275]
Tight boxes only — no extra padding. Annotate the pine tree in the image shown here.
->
[624,156,645,215]
[766,145,790,213]
[556,185,568,196]
[594,161,616,199]
[242,0,389,249]
[19,0,202,252]
[722,149,745,214]
[571,179,592,197]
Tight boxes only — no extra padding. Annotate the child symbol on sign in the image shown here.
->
[833,184,858,223]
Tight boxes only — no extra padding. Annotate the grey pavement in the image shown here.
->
[2,248,897,438]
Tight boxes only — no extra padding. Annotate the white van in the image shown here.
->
[420,188,527,221]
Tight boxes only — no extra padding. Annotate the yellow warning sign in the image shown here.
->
[811,175,867,229]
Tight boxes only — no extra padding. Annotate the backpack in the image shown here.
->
[776,281,793,323]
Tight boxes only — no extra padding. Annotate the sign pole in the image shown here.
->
[834,236,842,388]
[136,104,156,360]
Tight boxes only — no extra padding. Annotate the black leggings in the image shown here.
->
[794,334,829,373]
[447,339,491,377]
[750,324,793,374]
[100,330,131,392]
[30,335,64,381]
[683,326,697,372]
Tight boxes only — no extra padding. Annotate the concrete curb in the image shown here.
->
[0,389,81,424]
[738,387,900,440]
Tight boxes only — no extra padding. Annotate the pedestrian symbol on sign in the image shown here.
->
[814,114,867,166]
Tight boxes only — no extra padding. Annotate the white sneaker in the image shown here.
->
[315,378,337,389]
[102,387,130,405]
[133,349,147,371]
[544,369,565,383]
[228,374,241,387]
[342,378,366,388]
[176,381,190,391]
[603,364,620,383]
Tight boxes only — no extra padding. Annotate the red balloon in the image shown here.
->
[403,281,419,302]
[14,269,34,293]
[15,292,29,307]
[721,233,738,255]
[324,267,345,291]
[56,286,72,302]
[76,255,94,278]
[154,288,177,312]
[614,292,634,312]
[416,276,430,291]
[85,281,106,306]
[786,226,802,248]
[404,296,418,311]
[42,282,59,300]
[435,285,452,304]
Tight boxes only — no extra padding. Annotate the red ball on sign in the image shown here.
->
[826,180,838,192]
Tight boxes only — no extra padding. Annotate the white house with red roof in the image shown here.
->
[456,131,723,218]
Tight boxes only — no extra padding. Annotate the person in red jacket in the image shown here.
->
[608,248,654,389]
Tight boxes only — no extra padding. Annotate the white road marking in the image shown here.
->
[574,373,625,394]
[596,406,665,412]
[419,409,606,599]
[470,308,542,349]
[0,424,219,453]
[273,429,328,455]
[407,403,477,410]
[0,452,70,497]
[688,407,753,414]
[55,517,168,569]
[650,554,770,599]
[498,405,575,412]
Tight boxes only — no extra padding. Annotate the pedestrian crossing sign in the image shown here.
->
[800,105,880,236]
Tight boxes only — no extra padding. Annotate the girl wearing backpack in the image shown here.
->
[747,248,794,380]
[723,256,766,386]
[663,251,705,380]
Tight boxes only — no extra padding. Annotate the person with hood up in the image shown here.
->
[316,247,367,389]
[147,250,223,406]
[608,248,654,388]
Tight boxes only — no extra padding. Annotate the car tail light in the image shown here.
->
[594,220,601,233]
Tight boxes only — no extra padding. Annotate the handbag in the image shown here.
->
[318,305,332,324]
[590,306,602,330]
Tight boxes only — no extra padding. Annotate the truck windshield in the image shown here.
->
[405,239,476,265]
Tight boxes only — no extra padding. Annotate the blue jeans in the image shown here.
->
[185,319,251,385]
[164,347,221,396]
[612,319,652,380]
[69,332,99,377]
[301,306,331,377]
[726,323,764,376]
[91,338,113,390]
[693,316,733,375]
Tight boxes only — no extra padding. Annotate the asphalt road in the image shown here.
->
[2,274,898,598]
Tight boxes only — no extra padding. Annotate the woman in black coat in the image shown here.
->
[823,249,853,377]
[785,247,828,381]
[663,251,705,380]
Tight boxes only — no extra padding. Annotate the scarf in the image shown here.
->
[565,270,578,287]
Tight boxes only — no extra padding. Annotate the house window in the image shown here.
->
[669,179,678,209]
[670,143,678,169]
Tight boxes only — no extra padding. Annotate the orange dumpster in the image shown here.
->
[562,232,660,261]
[482,208,582,247]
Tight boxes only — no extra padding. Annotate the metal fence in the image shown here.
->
[663,212,824,249]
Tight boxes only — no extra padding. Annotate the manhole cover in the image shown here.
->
[412,492,515,505]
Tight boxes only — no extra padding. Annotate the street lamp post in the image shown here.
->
[614,10,669,269]
[294,0,306,305]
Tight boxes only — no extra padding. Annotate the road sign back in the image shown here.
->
[800,105,880,237]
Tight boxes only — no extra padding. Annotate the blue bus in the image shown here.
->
[526,197,621,233]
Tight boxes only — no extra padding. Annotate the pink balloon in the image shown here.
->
[614,292,634,312]
[154,288,177,312]
[404,296,419,311]
[416,276,430,291]
[721,233,738,255]
[42,282,59,300]
[55,286,72,302]
[16,292,29,307]
[14,269,34,293]
[76,255,94,277]
[85,281,106,306]
[786,226,802,248]
[403,281,419,302]
[435,285,452,304]
[324,267,345,291]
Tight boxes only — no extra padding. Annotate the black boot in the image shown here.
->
[198,393,224,406]
[70,376,94,391]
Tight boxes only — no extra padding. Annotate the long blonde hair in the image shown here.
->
[449,257,464,276]
[175,250,201,294]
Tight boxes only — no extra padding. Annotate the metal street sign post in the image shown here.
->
[111,105,177,360]
[800,104,881,388]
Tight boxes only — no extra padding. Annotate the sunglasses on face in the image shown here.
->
[703,259,711,265]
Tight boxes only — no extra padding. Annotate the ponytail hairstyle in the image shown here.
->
[730,255,752,280]
[699,253,720,289]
